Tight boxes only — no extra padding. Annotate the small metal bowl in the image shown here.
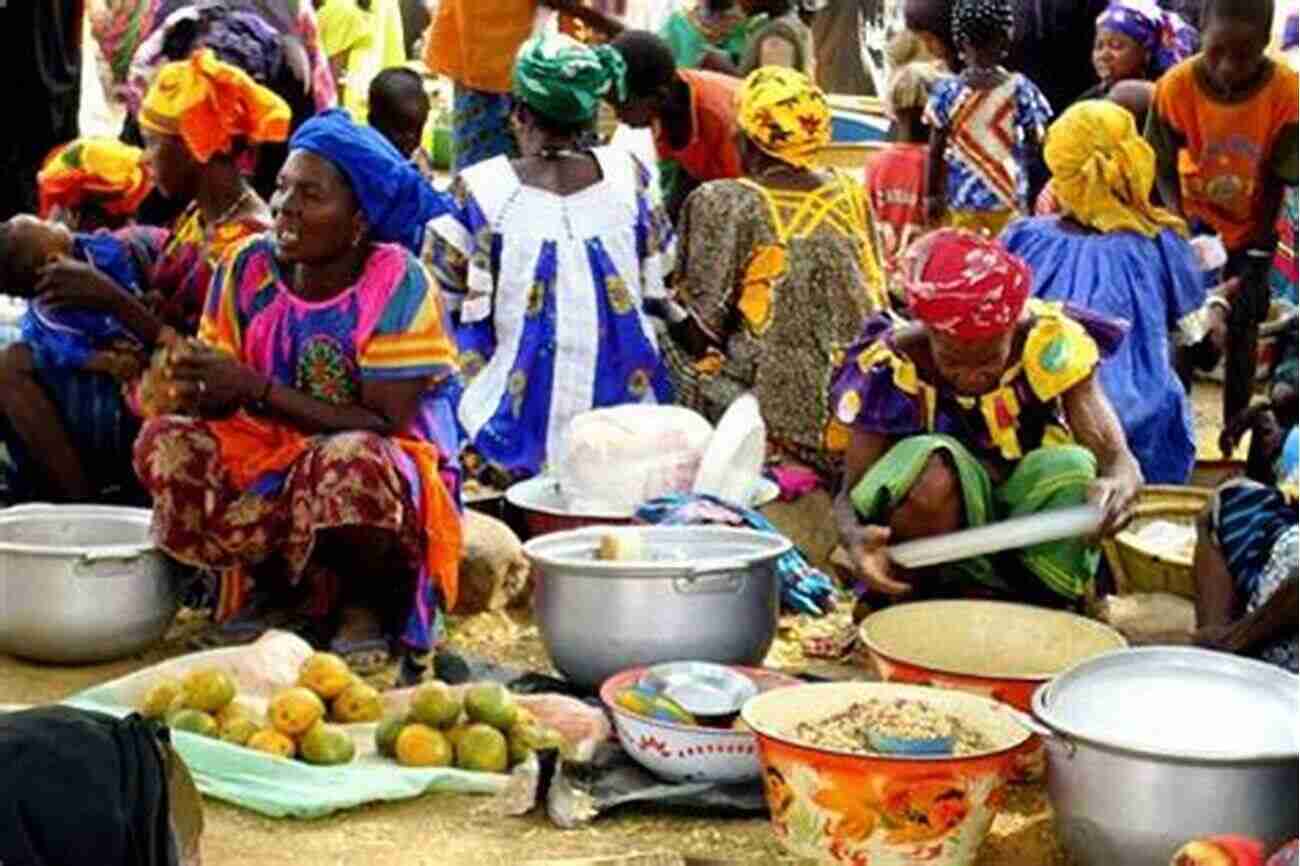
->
[639,661,759,718]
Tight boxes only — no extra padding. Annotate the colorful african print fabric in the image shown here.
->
[661,175,885,476]
[829,300,1126,472]
[140,234,464,650]
[659,5,757,69]
[451,85,518,174]
[925,72,1053,213]
[849,434,1100,600]
[425,147,674,484]
[735,66,831,170]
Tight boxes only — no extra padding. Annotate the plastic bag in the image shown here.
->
[554,406,713,513]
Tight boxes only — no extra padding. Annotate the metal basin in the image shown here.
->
[1032,647,1299,864]
[0,505,181,663]
[524,526,791,690]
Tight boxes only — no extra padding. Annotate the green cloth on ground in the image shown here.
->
[850,433,1100,600]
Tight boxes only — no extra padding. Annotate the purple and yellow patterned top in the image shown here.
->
[829,300,1126,468]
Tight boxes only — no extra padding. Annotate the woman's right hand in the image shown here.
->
[847,525,913,597]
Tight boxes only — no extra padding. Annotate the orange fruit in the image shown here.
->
[298,652,354,700]
[395,723,453,767]
[246,729,296,758]
[268,687,326,737]
[331,681,383,724]
[181,669,236,713]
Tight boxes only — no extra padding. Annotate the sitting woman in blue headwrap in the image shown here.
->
[134,109,461,681]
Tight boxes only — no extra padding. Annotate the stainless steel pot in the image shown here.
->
[1024,647,1298,865]
[0,505,180,663]
[524,526,792,690]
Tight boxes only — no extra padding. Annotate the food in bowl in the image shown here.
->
[744,683,1030,866]
[788,698,992,757]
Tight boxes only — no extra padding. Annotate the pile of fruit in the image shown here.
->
[375,680,564,771]
[138,652,384,766]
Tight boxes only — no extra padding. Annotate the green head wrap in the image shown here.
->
[511,34,628,125]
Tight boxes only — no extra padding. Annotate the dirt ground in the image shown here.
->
[0,384,1229,864]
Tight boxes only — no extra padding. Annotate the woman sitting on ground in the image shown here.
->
[1003,100,1234,485]
[133,109,458,681]
[0,52,288,504]
[426,34,673,487]
[1193,427,1299,673]
[659,66,886,480]
[36,138,154,232]
[831,229,1142,608]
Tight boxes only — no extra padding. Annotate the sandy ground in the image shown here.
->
[0,384,1230,864]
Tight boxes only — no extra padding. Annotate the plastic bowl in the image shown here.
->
[600,665,800,784]
[742,682,1030,866]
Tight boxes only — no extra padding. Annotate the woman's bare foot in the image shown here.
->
[331,605,390,674]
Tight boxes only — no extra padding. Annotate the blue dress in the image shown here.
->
[1002,217,1204,484]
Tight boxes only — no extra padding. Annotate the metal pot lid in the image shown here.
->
[1034,647,1299,761]
[522,525,792,576]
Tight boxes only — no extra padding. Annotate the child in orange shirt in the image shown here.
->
[1146,0,1299,431]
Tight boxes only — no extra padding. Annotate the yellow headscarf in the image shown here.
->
[139,49,291,164]
[1044,100,1187,238]
[37,138,151,219]
[736,66,831,170]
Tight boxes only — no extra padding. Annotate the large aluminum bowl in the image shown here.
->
[524,525,791,689]
[0,505,180,663]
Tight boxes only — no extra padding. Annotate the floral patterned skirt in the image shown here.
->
[133,416,443,649]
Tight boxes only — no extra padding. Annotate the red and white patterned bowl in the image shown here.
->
[600,665,801,784]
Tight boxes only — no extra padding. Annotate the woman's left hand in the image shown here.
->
[168,344,264,415]
[1088,475,1138,538]
[36,256,127,313]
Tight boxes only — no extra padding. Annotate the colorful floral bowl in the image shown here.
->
[742,682,1031,866]
[858,601,1126,713]
[600,665,801,784]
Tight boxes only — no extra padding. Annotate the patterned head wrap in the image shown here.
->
[139,48,291,163]
[1044,100,1187,238]
[905,228,1032,341]
[37,139,152,220]
[952,0,1015,50]
[736,66,832,170]
[1095,0,1199,76]
[512,34,628,125]
[289,109,444,254]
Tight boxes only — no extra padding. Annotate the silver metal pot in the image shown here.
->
[0,505,180,663]
[1025,647,1298,865]
[524,526,792,690]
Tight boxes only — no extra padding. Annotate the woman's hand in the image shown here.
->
[36,257,128,314]
[1088,475,1139,538]
[846,524,913,597]
[167,343,265,416]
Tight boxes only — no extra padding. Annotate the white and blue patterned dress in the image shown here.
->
[425,147,676,482]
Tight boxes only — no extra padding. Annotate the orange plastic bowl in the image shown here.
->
[742,682,1030,866]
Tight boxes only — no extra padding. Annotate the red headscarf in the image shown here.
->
[904,228,1032,342]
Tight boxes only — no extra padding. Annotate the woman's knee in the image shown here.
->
[892,453,963,537]
[132,416,213,481]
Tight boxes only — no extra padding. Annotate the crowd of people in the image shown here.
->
[1,0,1296,684]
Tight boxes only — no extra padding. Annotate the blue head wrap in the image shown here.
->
[288,109,443,253]
[1095,0,1200,76]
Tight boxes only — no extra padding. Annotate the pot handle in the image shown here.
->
[79,545,152,566]
[673,561,748,595]
[997,705,1076,758]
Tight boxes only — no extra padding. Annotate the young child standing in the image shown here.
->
[1145,0,1300,433]
[923,0,1054,236]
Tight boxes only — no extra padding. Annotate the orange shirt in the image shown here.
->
[1151,58,1299,250]
[654,69,743,184]
[424,0,536,93]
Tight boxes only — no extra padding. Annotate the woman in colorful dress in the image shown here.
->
[924,0,1054,236]
[659,0,759,73]
[1002,100,1230,485]
[831,229,1142,606]
[134,109,456,679]
[0,51,287,505]
[36,138,153,232]
[426,33,672,487]
[659,67,886,479]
